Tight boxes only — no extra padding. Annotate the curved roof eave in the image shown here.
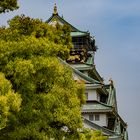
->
[58,57,101,84]
[46,14,89,34]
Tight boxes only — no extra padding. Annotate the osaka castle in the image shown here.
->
[46,4,128,140]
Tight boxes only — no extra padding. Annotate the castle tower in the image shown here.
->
[46,5,128,140]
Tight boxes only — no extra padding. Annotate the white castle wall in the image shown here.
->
[86,89,100,101]
[83,114,107,127]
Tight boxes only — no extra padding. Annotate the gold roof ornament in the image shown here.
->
[53,3,58,15]
[109,78,114,86]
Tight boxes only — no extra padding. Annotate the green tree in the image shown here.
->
[0,15,107,140]
[90,131,108,140]
[0,0,19,13]
[0,15,85,139]
[0,72,21,130]
[79,129,108,140]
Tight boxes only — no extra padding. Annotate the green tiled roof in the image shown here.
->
[109,135,122,140]
[83,117,116,136]
[107,86,118,112]
[83,118,127,140]
[58,58,101,84]
[73,67,101,84]
[46,13,89,34]
[71,63,103,82]
[70,31,88,37]
[82,102,112,113]
[71,63,93,71]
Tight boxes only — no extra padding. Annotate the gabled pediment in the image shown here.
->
[46,4,89,33]
[46,13,80,32]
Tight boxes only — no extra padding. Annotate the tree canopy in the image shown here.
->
[81,129,108,140]
[0,72,21,130]
[0,14,108,140]
[0,0,19,13]
[0,15,86,139]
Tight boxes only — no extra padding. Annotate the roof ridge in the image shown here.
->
[46,14,88,33]
[84,100,113,108]
[97,101,113,108]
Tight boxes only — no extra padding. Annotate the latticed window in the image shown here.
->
[89,114,100,121]
[89,114,94,121]
[72,37,87,50]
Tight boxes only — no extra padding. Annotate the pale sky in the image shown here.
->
[0,0,140,139]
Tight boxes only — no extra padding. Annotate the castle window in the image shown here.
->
[95,114,100,121]
[89,114,94,121]
[100,94,107,103]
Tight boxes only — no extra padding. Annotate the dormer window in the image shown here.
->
[95,114,100,121]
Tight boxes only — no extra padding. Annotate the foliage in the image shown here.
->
[79,129,108,140]
[0,14,73,59]
[0,14,107,140]
[0,72,21,130]
[0,0,19,13]
[0,15,85,139]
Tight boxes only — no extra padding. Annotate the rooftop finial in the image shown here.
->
[53,3,58,15]
[109,78,114,86]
